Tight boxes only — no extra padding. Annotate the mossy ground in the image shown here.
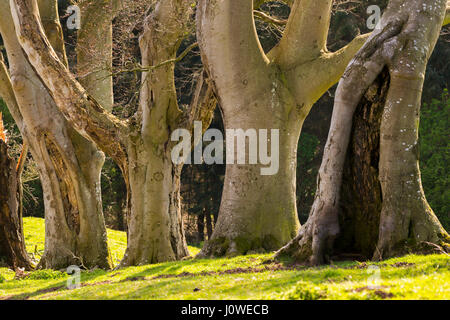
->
[0,217,449,300]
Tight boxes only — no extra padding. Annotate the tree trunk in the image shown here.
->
[0,0,112,269]
[117,0,218,266]
[35,132,111,269]
[0,120,33,270]
[195,1,302,257]
[335,71,388,259]
[119,144,188,266]
[205,210,213,239]
[10,0,215,267]
[276,0,450,265]
[196,0,370,257]
[199,107,302,256]
[77,0,117,112]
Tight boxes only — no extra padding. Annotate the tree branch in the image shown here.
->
[77,0,125,111]
[286,0,450,106]
[292,33,371,105]
[253,10,287,26]
[179,69,216,132]
[197,0,270,103]
[115,42,199,75]
[11,0,128,168]
[272,0,333,68]
[253,0,294,9]
[16,142,28,175]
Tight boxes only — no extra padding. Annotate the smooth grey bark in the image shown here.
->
[196,0,369,257]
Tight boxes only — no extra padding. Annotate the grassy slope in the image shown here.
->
[0,217,449,300]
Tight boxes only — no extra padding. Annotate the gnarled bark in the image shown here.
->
[10,0,215,266]
[0,0,112,269]
[276,0,450,265]
[119,144,189,265]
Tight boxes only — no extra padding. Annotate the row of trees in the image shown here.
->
[0,0,449,270]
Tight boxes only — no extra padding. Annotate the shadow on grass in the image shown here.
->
[118,256,259,280]
[1,269,109,300]
[111,271,305,300]
[3,254,447,299]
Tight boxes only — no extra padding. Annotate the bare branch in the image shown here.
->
[115,42,199,75]
[179,69,216,133]
[16,142,28,175]
[253,10,287,26]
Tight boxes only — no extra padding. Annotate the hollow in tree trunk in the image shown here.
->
[276,0,450,265]
[0,115,33,270]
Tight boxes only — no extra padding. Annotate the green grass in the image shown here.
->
[20,217,200,265]
[0,217,449,300]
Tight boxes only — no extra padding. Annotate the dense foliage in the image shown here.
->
[419,90,450,230]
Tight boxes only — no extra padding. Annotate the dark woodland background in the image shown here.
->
[1,0,448,243]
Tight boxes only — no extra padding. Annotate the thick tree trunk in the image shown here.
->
[196,0,370,257]
[199,106,302,256]
[276,0,450,265]
[119,145,188,266]
[0,130,33,270]
[35,132,111,269]
[10,0,215,267]
[0,0,111,269]
[375,77,449,258]
[116,1,192,266]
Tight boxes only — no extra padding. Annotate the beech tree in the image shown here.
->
[10,0,216,266]
[196,0,371,257]
[0,0,115,269]
[276,0,450,265]
[0,112,33,270]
